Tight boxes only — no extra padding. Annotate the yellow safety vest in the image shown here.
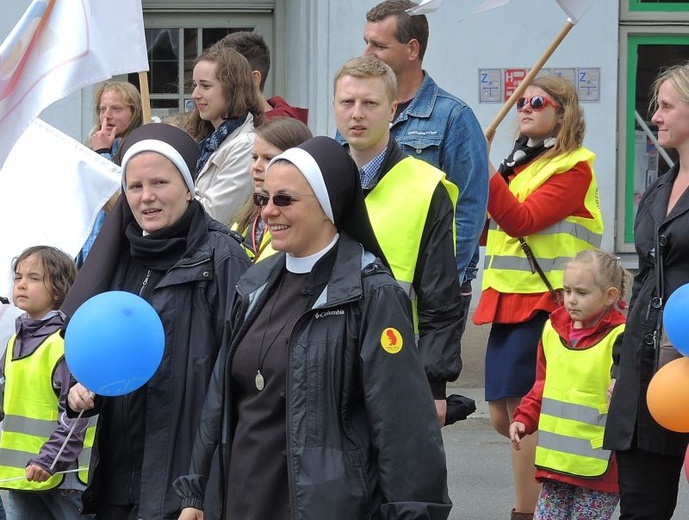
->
[483,147,603,294]
[366,156,459,332]
[535,321,624,478]
[0,332,96,490]
[232,221,277,263]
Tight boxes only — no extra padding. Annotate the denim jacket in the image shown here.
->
[391,72,488,284]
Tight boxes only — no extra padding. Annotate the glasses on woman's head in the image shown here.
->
[516,95,561,112]
[253,192,314,208]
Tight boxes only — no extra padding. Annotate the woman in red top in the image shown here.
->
[475,76,602,519]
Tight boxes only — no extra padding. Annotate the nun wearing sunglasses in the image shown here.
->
[174,136,451,520]
[473,75,604,519]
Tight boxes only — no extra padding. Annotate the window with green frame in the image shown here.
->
[629,0,689,11]
[623,34,689,243]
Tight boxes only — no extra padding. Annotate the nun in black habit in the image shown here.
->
[174,136,452,520]
[64,123,251,519]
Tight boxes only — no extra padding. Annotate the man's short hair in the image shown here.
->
[366,0,429,61]
[213,31,271,91]
[334,56,397,104]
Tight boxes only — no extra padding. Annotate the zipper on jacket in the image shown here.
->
[284,296,363,519]
[139,269,151,297]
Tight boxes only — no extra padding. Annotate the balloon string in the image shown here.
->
[0,466,89,484]
[49,408,85,472]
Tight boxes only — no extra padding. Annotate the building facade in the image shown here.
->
[3,0,689,267]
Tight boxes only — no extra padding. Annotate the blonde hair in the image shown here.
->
[649,62,689,116]
[527,76,586,161]
[567,250,631,308]
[91,81,143,139]
[334,56,397,104]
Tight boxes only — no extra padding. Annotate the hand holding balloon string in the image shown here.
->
[48,387,95,472]
[49,291,165,473]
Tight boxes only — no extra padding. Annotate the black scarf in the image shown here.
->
[125,200,205,271]
[497,136,556,181]
[196,116,247,174]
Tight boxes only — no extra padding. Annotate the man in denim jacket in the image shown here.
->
[362,0,489,406]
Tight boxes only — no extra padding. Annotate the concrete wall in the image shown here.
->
[285,0,619,251]
[3,2,620,224]
[1,1,620,388]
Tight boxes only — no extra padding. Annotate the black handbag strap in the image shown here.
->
[518,237,562,304]
[499,165,562,305]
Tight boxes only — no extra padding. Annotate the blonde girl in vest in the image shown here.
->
[508,250,630,520]
[0,246,91,519]
[475,75,603,519]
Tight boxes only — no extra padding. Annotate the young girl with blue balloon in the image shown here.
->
[0,246,90,519]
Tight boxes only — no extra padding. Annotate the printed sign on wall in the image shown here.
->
[479,69,502,103]
[577,68,601,102]
[479,68,601,103]
[503,68,528,101]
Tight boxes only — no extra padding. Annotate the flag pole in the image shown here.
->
[139,71,152,123]
[484,19,575,141]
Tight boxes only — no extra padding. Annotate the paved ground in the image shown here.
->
[0,314,684,517]
[446,389,689,519]
[0,393,686,518]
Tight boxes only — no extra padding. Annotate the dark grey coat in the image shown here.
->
[174,233,452,519]
[63,200,251,519]
[604,164,689,456]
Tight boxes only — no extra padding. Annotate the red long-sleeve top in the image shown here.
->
[474,159,594,325]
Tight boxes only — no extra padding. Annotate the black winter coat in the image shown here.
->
[174,233,452,519]
[63,200,251,518]
[605,164,689,456]
[374,140,463,399]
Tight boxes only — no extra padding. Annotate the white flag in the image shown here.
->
[0,118,121,298]
[555,0,593,24]
[407,0,443,15]
[0,0,148,169]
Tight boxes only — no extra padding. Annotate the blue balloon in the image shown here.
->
[65,291,165,396]
[663,283,689,356]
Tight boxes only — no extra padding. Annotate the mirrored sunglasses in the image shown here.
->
[516,95,561,112]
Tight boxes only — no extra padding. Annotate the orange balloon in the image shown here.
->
[647,357,689,432]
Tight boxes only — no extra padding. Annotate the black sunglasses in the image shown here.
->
[516,95,560,112]
[253,192,313,207]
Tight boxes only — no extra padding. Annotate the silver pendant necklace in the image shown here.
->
[255,371,266,391]
[254,275,304,391]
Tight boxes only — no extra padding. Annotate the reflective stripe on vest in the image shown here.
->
[483,147,603,294]
[0,332,96,490]
[534,321,625,478]
[365,156,458,332]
